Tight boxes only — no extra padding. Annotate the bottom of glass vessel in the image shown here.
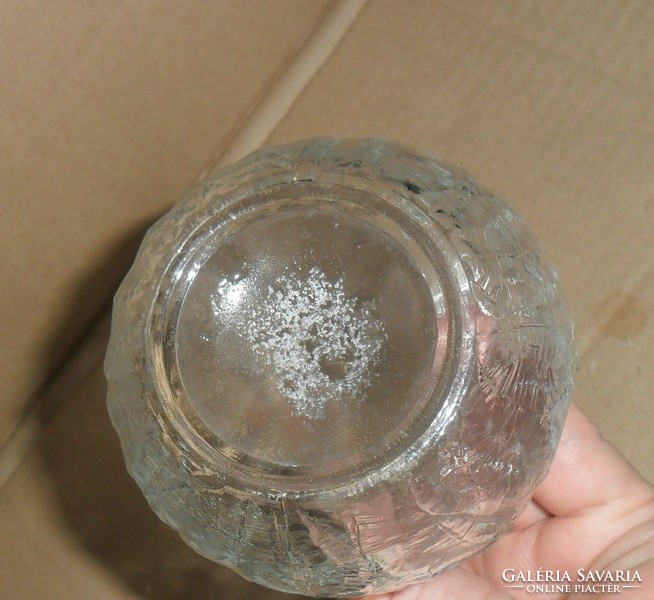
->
[168,190,452,480]
[106,139,575,598]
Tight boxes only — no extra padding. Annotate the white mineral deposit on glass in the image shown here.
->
[218,265,386,418]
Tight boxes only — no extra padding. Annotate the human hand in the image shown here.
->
[363,402,654,600]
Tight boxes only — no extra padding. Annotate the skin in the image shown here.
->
[362,403,654,600]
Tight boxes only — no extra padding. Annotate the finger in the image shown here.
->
[359,566,517,600]
[512,499,550,530]
[533,402,653,517]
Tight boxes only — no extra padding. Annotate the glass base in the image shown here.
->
[169,184,453,484]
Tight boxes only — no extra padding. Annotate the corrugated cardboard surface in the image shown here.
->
[1,1,652,598]
[0,0,332,446]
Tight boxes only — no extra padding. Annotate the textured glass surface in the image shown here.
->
[105,138,575,597]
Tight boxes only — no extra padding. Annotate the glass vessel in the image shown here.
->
[105,138,575,597]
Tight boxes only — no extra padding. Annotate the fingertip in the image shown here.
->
[534,402,652,517]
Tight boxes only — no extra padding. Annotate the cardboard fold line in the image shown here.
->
[201,0,368,174]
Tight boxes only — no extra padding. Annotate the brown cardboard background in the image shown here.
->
[0,0,332,446]
[1,1,652,598]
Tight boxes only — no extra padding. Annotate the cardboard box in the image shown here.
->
[1,1,652,597]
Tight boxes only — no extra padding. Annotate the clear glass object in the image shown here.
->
[105,138,575,597]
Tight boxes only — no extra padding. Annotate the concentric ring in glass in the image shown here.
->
[146,179,474,495]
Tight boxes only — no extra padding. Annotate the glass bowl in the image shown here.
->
[104,138,575,597]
